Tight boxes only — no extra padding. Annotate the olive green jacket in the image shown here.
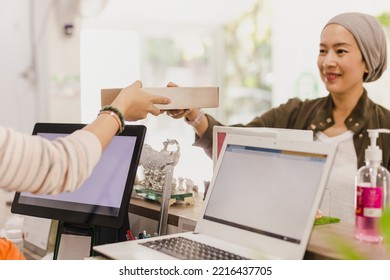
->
[194,89,390,170]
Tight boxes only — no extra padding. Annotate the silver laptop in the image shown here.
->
[94,133,337,260]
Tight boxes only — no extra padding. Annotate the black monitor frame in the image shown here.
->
[11,122,146,229]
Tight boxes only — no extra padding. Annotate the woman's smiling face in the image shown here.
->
[317,24,368,96]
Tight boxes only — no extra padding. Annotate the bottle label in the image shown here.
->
[355,186,383,218]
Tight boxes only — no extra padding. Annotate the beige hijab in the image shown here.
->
[324,12,387,82]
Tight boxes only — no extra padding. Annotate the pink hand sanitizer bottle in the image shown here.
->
[355,129,390,243]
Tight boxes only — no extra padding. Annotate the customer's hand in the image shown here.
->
[111,80,171,121]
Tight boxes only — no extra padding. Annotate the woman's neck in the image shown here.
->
[323,87,364,137]
[331,87,364,116]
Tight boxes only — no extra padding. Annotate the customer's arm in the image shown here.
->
[84,80,170,149]
[0,80,170,194]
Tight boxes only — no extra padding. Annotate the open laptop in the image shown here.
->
[94,133,337,260]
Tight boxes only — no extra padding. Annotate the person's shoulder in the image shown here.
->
[373,102,390,122]
[374,102,390,114]
[368,95,390,113]
[367,99,390,129]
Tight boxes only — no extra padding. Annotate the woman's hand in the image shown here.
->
[166,108,198,120]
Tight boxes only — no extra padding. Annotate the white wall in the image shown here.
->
[0,0,82,133]
[80,28,140,123]
[47,0,82,123]
[0,0,40,133]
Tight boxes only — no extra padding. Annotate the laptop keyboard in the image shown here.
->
[140,236,248,260]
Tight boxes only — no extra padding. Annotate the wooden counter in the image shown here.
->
[130,196,390,260]
[129,194,204,227]
[24,196,390,260]
[305,222,390,260]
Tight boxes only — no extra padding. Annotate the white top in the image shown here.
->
[315,131,357,224]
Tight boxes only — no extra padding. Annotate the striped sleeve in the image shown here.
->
[0,127,102,194]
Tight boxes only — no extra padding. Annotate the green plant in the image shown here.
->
[223,0,272,90]
[377,13,390,27]
[377,13,390,38]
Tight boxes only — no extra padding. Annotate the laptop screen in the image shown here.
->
[212,126,313,168]
[203,143,327,244]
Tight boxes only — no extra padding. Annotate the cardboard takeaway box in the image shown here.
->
[101,87,219,110]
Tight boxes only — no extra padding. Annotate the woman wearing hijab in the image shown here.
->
[166,12,390,223]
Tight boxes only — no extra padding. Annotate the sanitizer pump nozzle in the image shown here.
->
[355,128,390,243]
[365,129,390,163]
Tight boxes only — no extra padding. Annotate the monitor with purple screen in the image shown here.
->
[11,123,146,229]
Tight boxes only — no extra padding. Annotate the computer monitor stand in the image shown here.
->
[53,206,130,260]
[157,164,174,236]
